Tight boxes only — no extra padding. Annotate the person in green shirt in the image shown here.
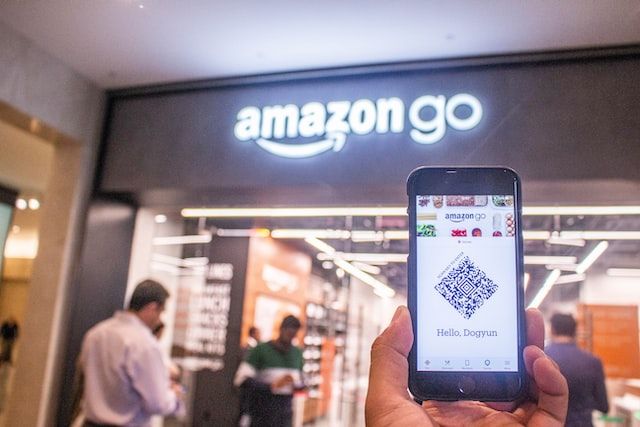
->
[234,315,303,427]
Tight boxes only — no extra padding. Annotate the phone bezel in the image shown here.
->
[407,166,527,402]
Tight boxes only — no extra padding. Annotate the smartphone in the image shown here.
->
[407,167,526,402]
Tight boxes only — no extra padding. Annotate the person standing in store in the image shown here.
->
[546,312,609,427]
[0,316,19,365]
[237,326,263,426]
[79,279,183,427]
[242,326,261,360]
[234,316,303,427]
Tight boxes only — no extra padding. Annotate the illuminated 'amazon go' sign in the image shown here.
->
[233,94,483,158]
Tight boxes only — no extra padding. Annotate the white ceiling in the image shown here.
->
[1,0,639,89]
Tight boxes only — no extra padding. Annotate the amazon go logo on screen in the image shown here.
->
[233,94,483,158]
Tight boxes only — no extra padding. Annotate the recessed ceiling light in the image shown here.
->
[154,214,167,224]
[15,199,27,210]
[28,199,40,210]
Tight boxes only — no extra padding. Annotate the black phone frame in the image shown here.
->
[407,166,527,402]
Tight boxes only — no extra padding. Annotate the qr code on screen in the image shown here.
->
[435,256,498,319]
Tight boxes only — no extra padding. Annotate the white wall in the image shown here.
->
[0,22,104,427]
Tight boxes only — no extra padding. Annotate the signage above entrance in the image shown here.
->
[233,94,483,158]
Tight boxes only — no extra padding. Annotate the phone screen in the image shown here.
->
[415,194,518,373]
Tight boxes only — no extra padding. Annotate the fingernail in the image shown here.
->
[391,306,404,323]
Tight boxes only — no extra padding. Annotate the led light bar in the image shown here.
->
[152,234,212,245]
[524,273,530,291]
[340,252,408,263]
[606,268,640,277]
[317,252,406,263]
[544,264,578,272]
[383,230,410,240]
[305,237,395,298]
[528,269,561,308]
[523,231,551,240]
[554,273,586,285]
[351,261,382,275]
[216,228,270,237]
[524,256,577,265]
[304,237,337,255]
[182,207,406,218]
[523,206,640,216]
[559,231,640,240]
[546,237,586,247]
[575,241,609,274]
[182,205,640,218]
[271,229,351,239]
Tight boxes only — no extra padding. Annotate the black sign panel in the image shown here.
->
[189,237,249,426]
[101,54,640,204]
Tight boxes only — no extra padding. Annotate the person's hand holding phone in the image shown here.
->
[365,306,568,426]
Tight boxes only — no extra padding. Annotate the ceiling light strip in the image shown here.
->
[351,261,382,275]
[182,207,406,218]
[523,231,551,240]
[523,206,640,216]
[216,228,270,237]
[606,268,640,277]
[271,229,351,239]
[524,256,577,265]
[553,273,586,285]
[182,205,640,218]
[339,252,408,263]
[528,269,561,309]
[304,237,395,298]
[575,241,609,274]
[152,234,212,245]
[559,231,640,240]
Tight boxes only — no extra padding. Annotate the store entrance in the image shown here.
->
[125,202,640,427]
[127,208,408,426]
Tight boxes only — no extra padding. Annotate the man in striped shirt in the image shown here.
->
[235,315,303,427]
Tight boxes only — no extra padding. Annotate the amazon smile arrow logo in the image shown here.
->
[255,132,346,158]
[234,94,482,159]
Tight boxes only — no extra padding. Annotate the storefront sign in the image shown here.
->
[234,94,483,158]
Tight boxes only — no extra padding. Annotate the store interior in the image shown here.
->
[120,202,640,426]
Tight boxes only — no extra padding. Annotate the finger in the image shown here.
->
[524,344,541,400]
[485,401,517,412]
[367,306,414,401]
[523,345,541,378]
[524,346,568,426]
[526,308,544,349]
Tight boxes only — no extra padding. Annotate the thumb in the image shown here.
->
[367,306,414,403]
[524,346,568,426]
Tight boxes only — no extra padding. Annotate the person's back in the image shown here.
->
[82,312,174,425]
[80,280,181,427]
[545,313,608,427]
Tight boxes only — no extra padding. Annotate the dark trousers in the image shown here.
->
[250,393,293,427]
